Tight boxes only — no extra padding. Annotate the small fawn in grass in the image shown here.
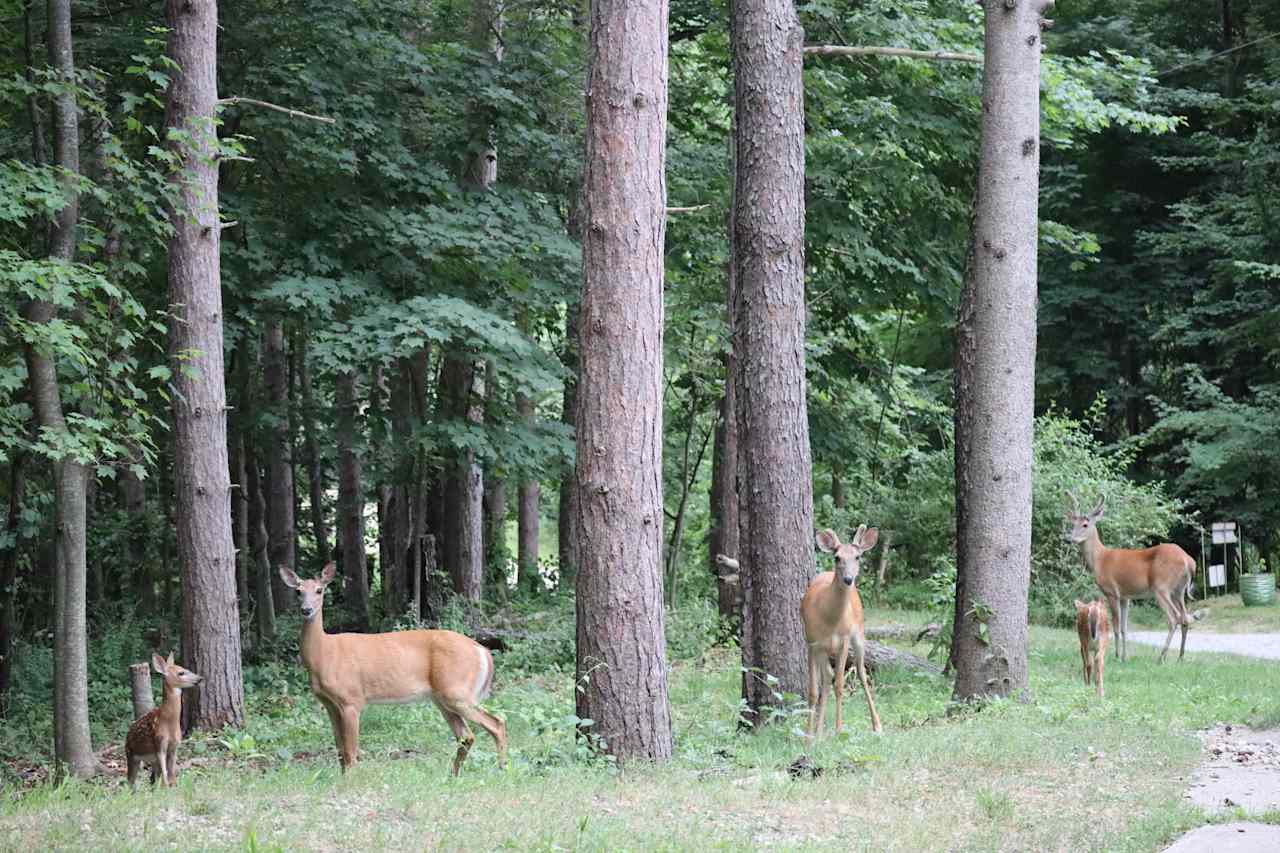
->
[125,652,203,789]
[1074,599,1110,698]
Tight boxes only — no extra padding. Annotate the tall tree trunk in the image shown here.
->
[574,0,673,763]
[441,356,485,603]
[297,330,329,565]
[557,304,580,590]
[263,320,294,610]
[335,369,369,626]
[950,0,1045,703]
[0,453,27,714]
[243,432,276,642]
[483,360,508,601]
[164,0,245,731]
[708,166,740,626]
[732,0,812,728]
[516,386,541,592]
[22,0,96,777]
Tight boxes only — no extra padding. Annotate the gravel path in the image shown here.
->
[1126,630,1280,660]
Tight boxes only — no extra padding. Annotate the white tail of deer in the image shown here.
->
[1074,598,1110,697]
[1066,491,1194,663]
[279,563,508,775]
[803,525,882,736]
[125,652,203,789]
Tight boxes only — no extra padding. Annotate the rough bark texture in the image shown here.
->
[297,331,330,565]
[21,0,96,777]
[731,0,813,727]
[335,369,369,626]
[574,0,673,763]
[263,320,294,609]
[129,662,154,719]
[950,0,1044,703]
[164,0,245,731]
[557,304,580,588]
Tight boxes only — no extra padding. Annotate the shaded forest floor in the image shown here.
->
[2,605,1279,851]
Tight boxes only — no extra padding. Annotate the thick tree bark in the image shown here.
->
[950,0,1045,703]
[297,330,330,566]
[164,0,244,731]
[557,304,580,589]
[574,0,673,763]
[516,387,541,591]
[263,320,294,609]
[20,0,96,778]
[335,369,369,626]
[731,0,812,728]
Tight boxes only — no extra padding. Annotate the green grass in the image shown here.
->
[1,610,1276,851]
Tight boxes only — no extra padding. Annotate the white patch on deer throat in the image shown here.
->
[472,643,490,701]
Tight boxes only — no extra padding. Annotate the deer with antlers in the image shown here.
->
[280,563,507,775]
[803,525,883,736]
[1066,492,1194,663]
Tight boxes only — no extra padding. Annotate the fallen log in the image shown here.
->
[859,640,944,676]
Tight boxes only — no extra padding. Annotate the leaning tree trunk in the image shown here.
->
[164,0,245,731]
[20,0,96,777]
[731,0,812,728]
[950,0,1047,703]
[263,320,294,612]
[573,0,673,763]
[335,369,369,626]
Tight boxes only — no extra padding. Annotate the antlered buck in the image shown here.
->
[1074,599,1110,697]
[1066,492,1194,663]
[125,652,203,789]
[803,526,882,736]
[280,563,507,776]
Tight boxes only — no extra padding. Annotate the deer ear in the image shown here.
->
[167,650,175,666]
[279,566,301,589]
[1074,599,1086,610]
[320,562,337,584]
[856,526,880,552]
[815,529,840,553]
[152,653,167,674]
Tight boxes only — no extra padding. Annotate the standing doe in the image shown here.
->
[1074,599,1110,697]
[125,652,203,790]
[1066,491,1194,663]
[803,525,882,736]
[279,563,507,776]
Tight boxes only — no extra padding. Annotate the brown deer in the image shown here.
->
[279,563,507,776]
[1066,491,1194,663]
[803,525,882,737]
[125,652,203,790]
[1074,598,1110,697]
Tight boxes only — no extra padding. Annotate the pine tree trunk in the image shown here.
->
[951,0,1045,703]
[335,369,369,626]
[574,0,673,763]
[731,0,812,728]
[21,0,96,777]
[297,330,330,565]
[164,0,245,731]
[263,320,294,609]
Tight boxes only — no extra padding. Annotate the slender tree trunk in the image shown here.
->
[574,0,673,763]
[831,461,845,508]
[335,369,369,626]
[120,447,150,613]
[483,360,509,602]
[297,330,330,565]
[0,453,27,713]
[22,0,96,777]
[263,320,294,609]
[950,0,1046,703]
[243,434,275,641]
[557,304,580,590]
[516,386,541,592]
[441,356,485,603]
[732,0,812,728]
[164,0,245,731]
[708,174,740,625]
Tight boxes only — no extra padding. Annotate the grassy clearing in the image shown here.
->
[1127,592,1280,633]
[1,609,1276,852]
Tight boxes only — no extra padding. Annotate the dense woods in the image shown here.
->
[1,0,1277,785]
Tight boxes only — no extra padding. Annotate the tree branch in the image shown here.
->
[804,45,982,64]
[217,97,337,125]
[665,204,711,215]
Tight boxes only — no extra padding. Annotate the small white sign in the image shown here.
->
[1211,521,1238,544]
[1208,564,1226,588]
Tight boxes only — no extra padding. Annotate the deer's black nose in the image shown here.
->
[301,607,315,618]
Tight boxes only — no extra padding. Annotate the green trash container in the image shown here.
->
[1239,573,1277,606]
